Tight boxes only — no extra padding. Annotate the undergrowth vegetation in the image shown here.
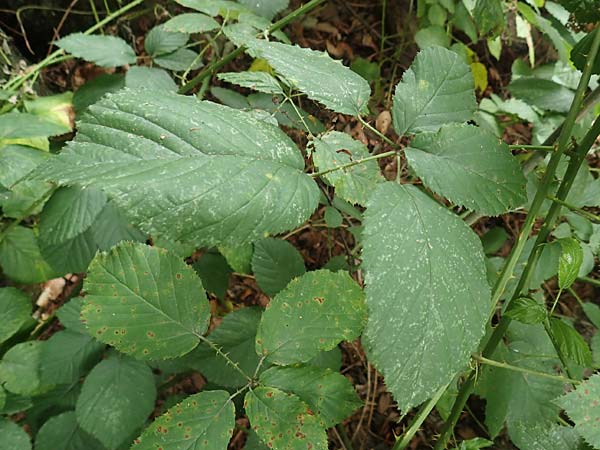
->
[1,0,600,449]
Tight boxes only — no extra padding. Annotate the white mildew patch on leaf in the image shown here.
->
[132,390,234,450]
[244,39,371,115]
[362,183,490,411]
[555,374,600,448]
[392,45,476,136]
[82,242,210,360]
[40,89,319,248]
[405,124,526,215]
[312,131,384,206]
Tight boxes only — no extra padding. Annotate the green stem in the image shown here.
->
[392,383,448,450]
[311,150,396,178]
[472,354,579,385]
[579,276,600,287]
[358,115,402,149]
[3,0,144,91]
[508,144,555,152]
[546,195,600,223]
[434,26,600,450]
[178,0,327,94]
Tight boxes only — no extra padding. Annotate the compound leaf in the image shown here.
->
[256,270,366,365]
[549,318,592,367]
[244,387,327,450]
[236,0,288,19]
[218,71,283,94]
[0,342,51,396]
[55,33,136,67]
[41,89,319,248]
[244,39,371,115]
[252,238,305,297]
[392,46,476,136]
[35,412,104,450]
[260,365,361,427]
[509,422,581,450]
[362,183,490,411]
[191,307,263,388]
[82,242,210,360]
[405,124,526,215]
[75,353,156,449]
[312,131,384,206]
[0,113,70,139]
[132,390,234,450]
[0,287,32,344]
[163,13,220,33]
[144,25,188,57]
[555,374,600,448]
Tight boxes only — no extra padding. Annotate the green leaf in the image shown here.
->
[72,74,125,114]
[549,318,592,367]
[481,226,508,255]
[39,330,104,384]
[405,124,526,215]
[0,113,70,139]
[572,30,600,76]
[55,33,136,67]
[41,89,319,248]
[163,13,220,33]
[243,39,371,115]
[132,390,234,449]
[509,77,574,113]
[252,238,305,297]
[362,182,490,411]
[75,353,156,449]
[324,206,343,228]
[557,238,583,290]
[0,145,50,189]
[0,342,51,396]
[38,186,107,273]
[509,422,581,450]
[56,298,86,334]
[236,0,289,19]
[0,287,31,344]
[218,71,283,94]
[176,0,251,16]
[312,131,384,206]
[191,307,263,388]
[145,25,188,57]
[392,46,476,136]
[582,302,600,329]
[82,242,210,360]
[244,387,327,450]
[125,66,177,91]
[415,26,451,49]
[478,322,564,437]
[555,374,600,448]
[0,418,31,450]
[556,0,600,24]
[34,412,104,450]
[256,270,366,365]
[219,243,253,274]
[193,252,232,300]
[472,0,504,38]
[453,438,493,450]
[0,226,59,284]
[153,48,202,71]
[259,365,361,427]
[505,297,547,324]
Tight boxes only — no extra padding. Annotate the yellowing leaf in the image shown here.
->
[471,62,488,92]
[249,58,274,74]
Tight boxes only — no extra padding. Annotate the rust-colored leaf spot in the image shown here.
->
[176,273,182,279]
[147,331,155,338]
[308,443,313,450]
[313,296,325,304]
[266,391,274,398]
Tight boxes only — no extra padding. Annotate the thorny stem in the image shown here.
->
[508,144,555,152]
[546,195,600,223]
[434,25,600,450]
[196,334,253,383]
[472,354,579,385]
[3,0,144,91]
[311,150,396,178]
[178,0,327,94]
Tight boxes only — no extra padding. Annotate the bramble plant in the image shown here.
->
[1,0,600,449]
